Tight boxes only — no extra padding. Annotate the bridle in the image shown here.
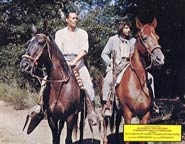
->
[22,34,50,66]
[130,31,161,70]
[22,34,72,83]
[138,32,161,55]
[128,31,162,98]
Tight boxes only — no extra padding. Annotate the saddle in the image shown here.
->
[103,60,129,117]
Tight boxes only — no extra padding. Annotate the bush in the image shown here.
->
[0,81,38,110]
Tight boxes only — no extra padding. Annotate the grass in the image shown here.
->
[0,82,38,110]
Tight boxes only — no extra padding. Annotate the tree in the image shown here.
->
[0,0,185,99]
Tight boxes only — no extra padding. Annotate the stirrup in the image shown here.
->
[152,103,160,114]
[104,109,112,117]
[103,104,112,117]
[88,111,99,126]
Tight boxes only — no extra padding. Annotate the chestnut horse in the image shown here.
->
[102,18,165,144]
[20,32,96,144]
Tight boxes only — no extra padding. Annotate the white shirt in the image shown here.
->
[55,27,89,56]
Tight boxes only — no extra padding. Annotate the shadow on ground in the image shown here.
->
[73,133,124,144]
[107,132,124,144]
[73,138,101,144]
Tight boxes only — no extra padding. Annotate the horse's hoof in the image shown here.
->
[152,104,160,114]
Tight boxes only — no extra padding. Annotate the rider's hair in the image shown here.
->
[65,9,78,18]
[118,18,132,36]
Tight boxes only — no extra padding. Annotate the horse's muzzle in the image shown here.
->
[152,48,165,67]
[20,59,35,75]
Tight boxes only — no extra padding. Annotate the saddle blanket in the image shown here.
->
[115,64,130,86]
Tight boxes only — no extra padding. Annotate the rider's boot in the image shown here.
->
[84,91,99,126]
[102,91,113,117]
[73,67,99,126]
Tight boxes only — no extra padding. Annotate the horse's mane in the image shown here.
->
[48,34,70,75]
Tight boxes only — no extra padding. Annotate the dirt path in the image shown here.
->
[0,100,104,144]
[1,100,184,144]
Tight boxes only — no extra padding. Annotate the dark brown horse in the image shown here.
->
[20,31,97,144]
[102,18,165,144]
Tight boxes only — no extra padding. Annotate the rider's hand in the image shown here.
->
[108,62,113,68]
[67,61,76,68]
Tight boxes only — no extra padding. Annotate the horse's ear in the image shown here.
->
[135,17,143,29]
[31,24,37,36]
[151,17,157,28]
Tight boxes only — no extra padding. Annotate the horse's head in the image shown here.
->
[20,32,50,75]
[136,17,165,67]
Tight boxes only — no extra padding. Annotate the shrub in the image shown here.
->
[0,81,38,110]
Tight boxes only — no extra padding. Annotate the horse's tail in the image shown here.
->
[109,103,120,133]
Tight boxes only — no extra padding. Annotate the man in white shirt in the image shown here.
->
[55,10,97,124]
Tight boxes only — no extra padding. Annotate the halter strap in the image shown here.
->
[32,71,72,83]
[138,32,161,55]
[22,35,48,65]
[130,33,161,70]
[23,33,72,83]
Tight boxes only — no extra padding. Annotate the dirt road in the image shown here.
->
[2,100,183,144]
[0,100,104,144]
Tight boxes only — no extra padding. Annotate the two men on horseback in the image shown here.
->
[101,17,159,116]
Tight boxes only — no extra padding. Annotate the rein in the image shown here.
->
[32,71,72,83]
[22,41,47,66]
[22,33,72,83]
[22,34,51,65]
[129,32,162,98]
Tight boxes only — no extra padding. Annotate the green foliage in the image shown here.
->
[0,82,38,110]
[0,0,185,104]
[0,0,119,96]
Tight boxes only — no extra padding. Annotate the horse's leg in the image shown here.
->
[115,111,121,134]
[139,112,150,144]
[102,116,109,144]
[123,108,133,144]
[140,111,150,124]
[48,115,60,144]
[79,108,85,143]
[58,119,65,139]
[115,111,122,144]
[65,114,76,144]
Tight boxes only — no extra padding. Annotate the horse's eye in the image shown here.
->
[142,36,147,42]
